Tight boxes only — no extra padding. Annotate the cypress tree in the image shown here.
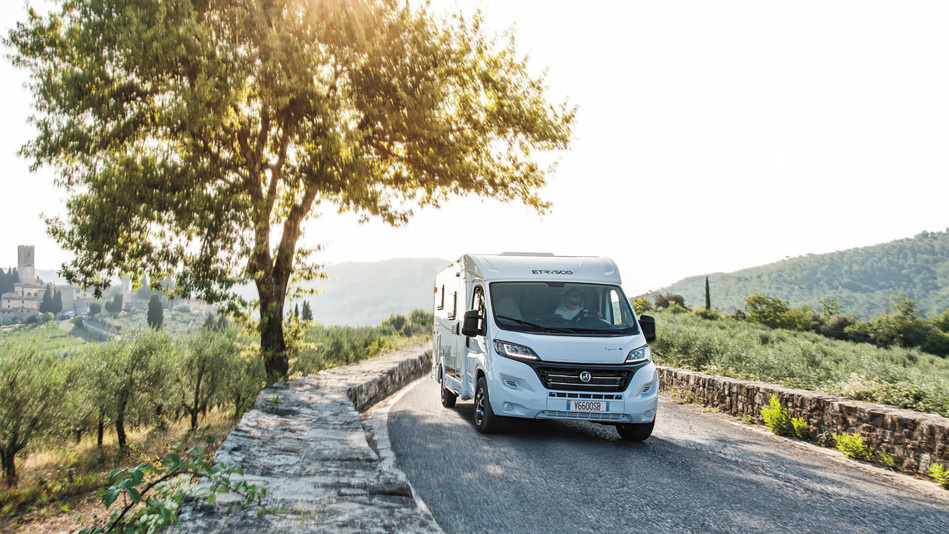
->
[40,286,53,314]
[147,294,164,329]
[705,276,711,311]
[53,290,63,314]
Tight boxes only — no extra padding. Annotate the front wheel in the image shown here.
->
[440,380,457,408]
[474,376,501,433]
[617,420,654,442]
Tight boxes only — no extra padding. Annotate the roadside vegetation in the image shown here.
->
[0,308,431,531]
[648,308,949,417]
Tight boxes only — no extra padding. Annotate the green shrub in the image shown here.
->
[928,463,949,489]
[833,432,874,461]
[691,308,721,320]
[760,394,808,439]
[632,298,652,315]
[791,417,809,440]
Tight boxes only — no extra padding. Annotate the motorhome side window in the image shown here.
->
[437,285,445,310]
[448,291,457,320]
[609,288,634,326]
[490,282,640,335]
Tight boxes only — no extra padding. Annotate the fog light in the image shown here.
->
[642,410,655,422]
[504,402,513,412]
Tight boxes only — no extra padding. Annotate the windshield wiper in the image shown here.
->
[497,315,576,334]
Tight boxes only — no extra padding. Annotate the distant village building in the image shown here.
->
[0,245,95,322]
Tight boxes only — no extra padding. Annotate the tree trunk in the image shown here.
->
[190,370,203,431]
[233,393,243,419]
[1,447,16,487]
[115,395,128,449]
[258,280,289,381]
[97,409,104,448]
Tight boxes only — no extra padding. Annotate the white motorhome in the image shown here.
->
[432,253,658,441]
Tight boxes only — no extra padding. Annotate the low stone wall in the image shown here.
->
[657,366,949,472]
[176,344,439,533]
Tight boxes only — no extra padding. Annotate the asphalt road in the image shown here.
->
[388,377,949,534]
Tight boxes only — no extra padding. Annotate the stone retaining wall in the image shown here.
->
[176,344,439,533]
[657,366,949,472]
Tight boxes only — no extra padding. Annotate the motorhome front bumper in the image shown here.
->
[487,357,659,423]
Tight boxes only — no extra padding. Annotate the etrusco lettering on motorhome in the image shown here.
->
[432,252,659,442]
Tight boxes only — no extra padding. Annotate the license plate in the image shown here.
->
[569,400,609,412]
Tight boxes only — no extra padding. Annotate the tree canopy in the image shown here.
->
[8,0,574,378]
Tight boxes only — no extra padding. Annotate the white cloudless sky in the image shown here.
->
[2,0,949,297]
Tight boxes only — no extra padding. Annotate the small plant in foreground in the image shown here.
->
[929,463,949,489]
[833,432,874,461]
[761,395,808,439]
[74,445,270,534]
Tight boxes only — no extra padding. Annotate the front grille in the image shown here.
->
[541,410,629,422]
[535,367,632,392]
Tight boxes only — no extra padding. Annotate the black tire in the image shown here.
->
[440,379,457,408]
[617,420,654,442]
[474,376,500,433]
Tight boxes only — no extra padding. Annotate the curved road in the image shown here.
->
[389,377,949,533]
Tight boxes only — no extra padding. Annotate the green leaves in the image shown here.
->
[83,445,272,533]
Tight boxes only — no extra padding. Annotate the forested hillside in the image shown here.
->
[653,230,949,319]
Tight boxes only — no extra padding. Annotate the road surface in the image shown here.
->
[388,377,949,533]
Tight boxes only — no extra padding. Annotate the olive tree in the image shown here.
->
[0,345,68,486]
[8,0,574,380]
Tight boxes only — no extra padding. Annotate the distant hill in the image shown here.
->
[20,259,450,327]
[650,230,949,320]
[288,258,449,326]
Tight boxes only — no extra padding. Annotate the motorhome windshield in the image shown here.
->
[490,282,640,335]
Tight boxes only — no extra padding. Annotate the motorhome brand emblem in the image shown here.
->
[579,371,592,383]
[531,269,573,275]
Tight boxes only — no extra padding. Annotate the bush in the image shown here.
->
[929,463,949,489]
[632,298,652,315]
[833,432,874,461]
[760,394,807,439]
[932,309,949,334]
[819,314,856,340]
[690,308,721,321]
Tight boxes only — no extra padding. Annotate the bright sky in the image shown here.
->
[3,0,949,296]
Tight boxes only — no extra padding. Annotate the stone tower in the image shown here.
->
[17,245,36,284]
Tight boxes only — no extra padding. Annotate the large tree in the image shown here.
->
[8,0,574,379]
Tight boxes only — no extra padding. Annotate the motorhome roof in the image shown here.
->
[463,253,621,284]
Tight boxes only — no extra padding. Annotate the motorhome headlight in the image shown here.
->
[494,340,540,362]
[626,345,652,364]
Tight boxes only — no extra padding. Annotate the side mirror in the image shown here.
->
[461,310,486,337]
[639,314,656,343]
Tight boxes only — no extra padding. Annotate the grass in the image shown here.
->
[0,321,91,356]
[0,408,237,532]
[651,311,949,417]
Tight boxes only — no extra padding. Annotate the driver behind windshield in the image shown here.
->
[554,288,585,320]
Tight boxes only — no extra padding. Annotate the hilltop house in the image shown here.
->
[0,245,95,322]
